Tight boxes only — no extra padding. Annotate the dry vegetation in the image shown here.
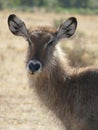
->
[0,10,98,130]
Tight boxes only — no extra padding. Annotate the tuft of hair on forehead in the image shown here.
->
[29,26,56,35]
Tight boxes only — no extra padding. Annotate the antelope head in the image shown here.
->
[8,14,77,74]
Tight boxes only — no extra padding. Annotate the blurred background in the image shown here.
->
[0,0,98,130]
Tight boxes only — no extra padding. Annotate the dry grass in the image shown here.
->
[0,10,98,130]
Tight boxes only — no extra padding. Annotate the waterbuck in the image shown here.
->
[8,14,98,130]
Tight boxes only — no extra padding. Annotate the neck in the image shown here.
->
[49,44,71,78]
[28,45,71,123]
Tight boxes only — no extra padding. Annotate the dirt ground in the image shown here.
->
[0,10,98,130]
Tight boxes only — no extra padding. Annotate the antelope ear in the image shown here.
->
[8,14,28,37]
[55,17,77,41]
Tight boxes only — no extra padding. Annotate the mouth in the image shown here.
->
[28,70,42,75]
[27,66,37,75]
[28,70,35,75]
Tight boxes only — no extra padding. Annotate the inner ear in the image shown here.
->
[8,14,28,37]
[56,17,77,40]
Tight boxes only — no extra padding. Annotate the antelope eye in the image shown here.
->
[45,39,53,48]
[47,40,53,47]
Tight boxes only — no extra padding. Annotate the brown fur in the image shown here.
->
[8,15,98,130]
[28,27,98,130]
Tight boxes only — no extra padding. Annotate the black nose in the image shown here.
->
[27,60,42,73]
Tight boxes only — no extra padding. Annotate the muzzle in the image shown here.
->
[27,60,42,74]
